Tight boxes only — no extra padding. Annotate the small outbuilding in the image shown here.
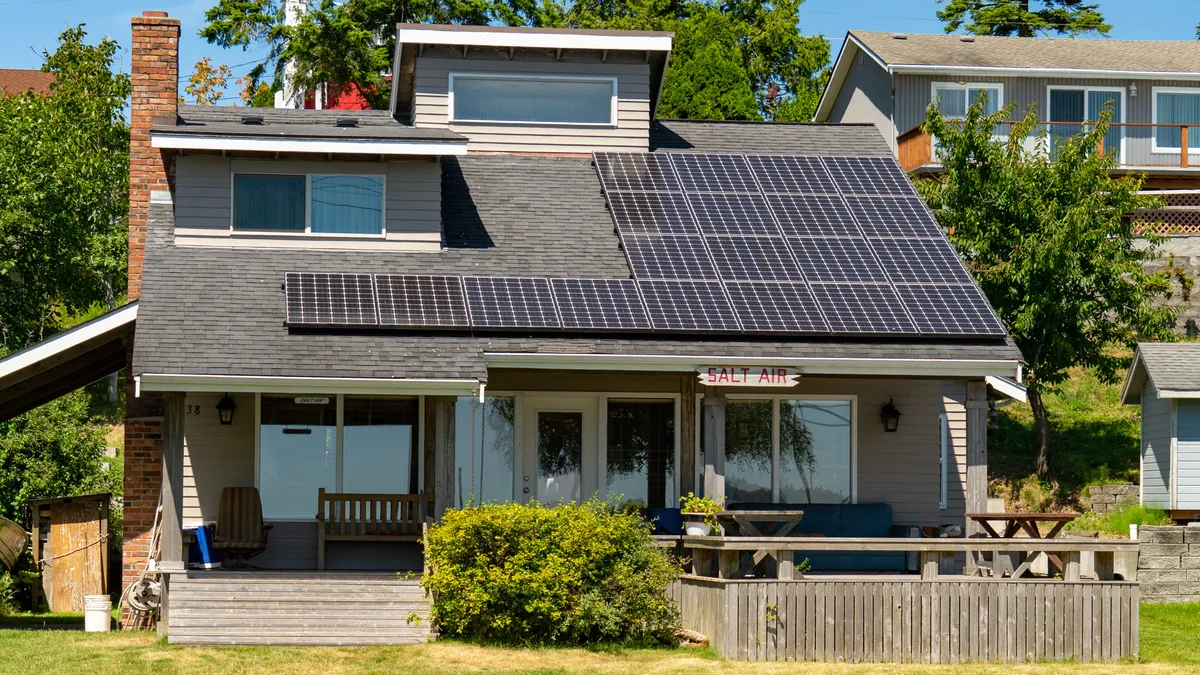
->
[1121,343,1200,521]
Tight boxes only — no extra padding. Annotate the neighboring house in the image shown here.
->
[1121,343,1200,522]
[0,68,53,95]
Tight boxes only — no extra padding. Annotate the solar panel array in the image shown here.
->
[282,151,1004,338]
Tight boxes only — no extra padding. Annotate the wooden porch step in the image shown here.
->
[172,599,430,612]
[171,617,430,629]
[172,610,426,621]
[171,584,426,596]
[171,593,427,605]
[170,635,431,646]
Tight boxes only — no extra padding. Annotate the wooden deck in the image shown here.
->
[166,571,432,646]
[671,575,1139,663]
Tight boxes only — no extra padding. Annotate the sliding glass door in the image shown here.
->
[1049,87,1123,161]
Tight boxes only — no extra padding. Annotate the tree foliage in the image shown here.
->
[918,98,1190,476]
[199,0,829,119]
[937,0,1109,37]
[184,57,233,105]
[0,27,129,352]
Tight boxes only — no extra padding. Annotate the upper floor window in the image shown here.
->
[931,82,1002,118]
[449,73,616,126]
[233,173,385,235]
[1153,88,1200,153]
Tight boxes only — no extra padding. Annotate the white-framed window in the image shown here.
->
[232,172,385,236]
[601,397,679,509]
[448,73,618,126]
[1152,87,1200,154]
[256,394,420,520]
[1047,85,1124,159]
[723,395,857,505]
[452,395,517,508]
[930,82,1003,119]
[938,413,949,511]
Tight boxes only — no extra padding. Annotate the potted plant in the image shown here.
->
[680,492,722,536]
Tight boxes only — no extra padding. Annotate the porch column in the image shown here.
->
[160,392,185,571]
[679,374,697,497]
[965,381,988,538]
[702,391,726,502]
[432,396,456,520]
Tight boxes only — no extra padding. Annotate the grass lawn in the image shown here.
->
[0,603,1197,675]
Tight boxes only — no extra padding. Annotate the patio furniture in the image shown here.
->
[316,490,432,570]
[729,502,904,571]
[213,487,272,568]
[967,511,1081,578]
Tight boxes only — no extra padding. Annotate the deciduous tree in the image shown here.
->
[184,57,233,105]
[918,99,1189,477]
[937,0,1109,37]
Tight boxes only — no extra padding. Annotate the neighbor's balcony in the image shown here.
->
[898,121,1200,174]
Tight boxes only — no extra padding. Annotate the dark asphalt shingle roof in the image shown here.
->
[133,125,1020,380]
[161,104,465,143]
[1122,342,1200,404]
[650,120,891,156]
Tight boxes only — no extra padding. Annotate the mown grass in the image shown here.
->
[0,603,1197,674]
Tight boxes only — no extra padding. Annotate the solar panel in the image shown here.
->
[374,275,468,328]
[841,196,943,238]
[870,238,973,284]
[788,237,888,283]
[284,272,377,326]
[746,155,837,195]
[606,192,698,235]
[809,283,917,334]
[686,193,780,236]
[550,278,651,330]
[669,153,758,193]
[768,194,859,237]
[724,281,828,332]
[622,234,718,280]
[638,280,741,331]
[706,236,803,281]
[462,276,560,329]
[822,156,918,196]
[894,283,1006,336]
[594,153,681,192]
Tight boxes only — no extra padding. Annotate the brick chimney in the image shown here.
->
[128,10,179,300]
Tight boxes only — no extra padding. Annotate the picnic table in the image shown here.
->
[966,512,1082,579]
[687,509,805,579]
[714,510,806,537]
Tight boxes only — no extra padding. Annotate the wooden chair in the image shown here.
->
[213,487,272,568]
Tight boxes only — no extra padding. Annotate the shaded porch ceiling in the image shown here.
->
[0,303,137,421]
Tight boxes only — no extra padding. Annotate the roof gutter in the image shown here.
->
[151,133,468,156]
[137,373,481,396]
[485,352,1020,379]
[889,64,1200,81]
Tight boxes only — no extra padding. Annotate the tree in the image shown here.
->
[199,0,830,119]
[184,57,233,105]
[0,27,129,353]
[919,98,1190,477]
[937,0,1109,37]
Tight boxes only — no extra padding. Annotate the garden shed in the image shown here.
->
[27,493,110,612]
[1121,343,1200,521]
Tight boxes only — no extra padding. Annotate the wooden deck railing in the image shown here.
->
[897,121,1199,172]
[316,490,433,570]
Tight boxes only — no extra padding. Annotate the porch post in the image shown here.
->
[679,374,697,497]
[965,381,988,539]
[160,392,185,571]
[702,391,726,502]
[433,397,455,519]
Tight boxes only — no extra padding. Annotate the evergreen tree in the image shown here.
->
[938,0,1109,37]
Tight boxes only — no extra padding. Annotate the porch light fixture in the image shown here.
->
[881,399,901,433]
[216,394,237,425]
[1128,82,1138,98]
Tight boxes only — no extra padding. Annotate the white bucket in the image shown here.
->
[84,595,112,632]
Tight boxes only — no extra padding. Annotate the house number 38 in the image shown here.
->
[186,405,201,415]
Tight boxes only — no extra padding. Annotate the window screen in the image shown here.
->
[606,400,676,509]
[342,397,418,494]
[234,174,305,231]
[452,76,614,124]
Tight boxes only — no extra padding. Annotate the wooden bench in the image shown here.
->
[316,489,434,570]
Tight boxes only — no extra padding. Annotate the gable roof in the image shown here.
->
[0,69,54,95]
[1121,342,1200,404]
[650,120,891,156]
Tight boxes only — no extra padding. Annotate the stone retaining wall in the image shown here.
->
[1138,525,1200,603]
[1085,484,1140,514]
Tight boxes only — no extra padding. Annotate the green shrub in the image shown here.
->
[1067,501,1172,536]
[422,499,681,646]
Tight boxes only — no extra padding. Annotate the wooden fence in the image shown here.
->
[670,576,1139,663]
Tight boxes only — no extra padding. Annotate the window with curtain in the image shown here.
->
[233,174,305,231]
[453,396,516,507]
[342,397,418,494]
[452,75,615,125]
[1050,88,1123,159]
[259,396,337,519]
[724,400,773,504]
[605,400,676,509]
[932,85,1001,119]
[778,400,853,504]
[310,175,384,235]
[1155,90,1200,151]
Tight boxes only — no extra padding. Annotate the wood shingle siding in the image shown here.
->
[1141,381,1172,508]
[412,51,652,153]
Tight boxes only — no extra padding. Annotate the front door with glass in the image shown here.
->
[522,398,598,504]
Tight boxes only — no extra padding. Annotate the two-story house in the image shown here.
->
[2,11,1030,647]
[816,30,1200,333]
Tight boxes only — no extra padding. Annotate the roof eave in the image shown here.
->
[150,132,468,156]
[890,64,1200,81]
[1119,349,1149,405]
[814,32,891,122]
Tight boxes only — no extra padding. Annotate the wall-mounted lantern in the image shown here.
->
[881,399,902,433]
[1129,82,1138,98]
[216,394,237,426]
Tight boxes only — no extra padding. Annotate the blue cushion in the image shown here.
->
[647,507,683,535]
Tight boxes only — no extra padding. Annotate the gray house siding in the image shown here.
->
[894,74,1200,167]
[411,48,651,153]
[828,49,895,151]
[1177,400,1200,509]
[1141,380,1172,508]
[173,155,442,249]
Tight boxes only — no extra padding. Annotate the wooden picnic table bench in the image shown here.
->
[967,512,1082,578]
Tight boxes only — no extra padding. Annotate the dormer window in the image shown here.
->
[233,173,385,236]
[449,73,617,126]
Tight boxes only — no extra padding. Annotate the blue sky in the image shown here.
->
[0,0,1197,101]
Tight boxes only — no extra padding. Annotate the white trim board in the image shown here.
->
[137,373,480,396]
[0,302,137,380]
[985,375,1028,403]
[397,26,672,53]
[151,133,468,157]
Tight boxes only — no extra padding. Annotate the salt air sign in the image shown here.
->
[697,366,800,387]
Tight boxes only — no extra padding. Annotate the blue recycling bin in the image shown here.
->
[185,523,220,569]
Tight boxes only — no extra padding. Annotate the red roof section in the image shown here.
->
[0,69,54,95]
